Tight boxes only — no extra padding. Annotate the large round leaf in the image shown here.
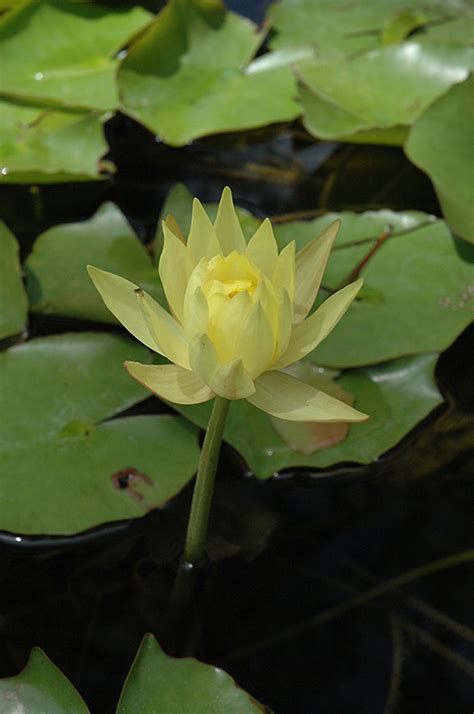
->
[0,333,200,534]
[118,0,299,146]
[274,211,474,367]
[0,98,109,184]
[0,222,27,340]
[406,74,474,243]
[0,648,89,714]
[25,202,165,323]
[0,0,151,110]
[298,42,473,143]
[117,634,264,713]
[176,354,443,479]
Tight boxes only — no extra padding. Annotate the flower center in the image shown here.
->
[203,251,259,301]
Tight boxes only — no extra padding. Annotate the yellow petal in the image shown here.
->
[246,218,278,277]
[272,240,295,301]
[188,333,220,387]
[135,288,190,369]
[236,301,274,378]
[87,266,161,353]
[274,288,293,361]
[207,289,252,363]
[183,285,209,342]
[125,361,214,404]
[275,278,363,368]
[163,213,185,243]
[159,222,190,323]
[210,358,256,400]
[248,370,368,422]
[214,186,246,256]
[293,219,340,324]
[187,198,221,264]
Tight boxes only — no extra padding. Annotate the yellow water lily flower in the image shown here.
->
[88,188,368,424]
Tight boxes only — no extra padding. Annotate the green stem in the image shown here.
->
[184,395,230,565]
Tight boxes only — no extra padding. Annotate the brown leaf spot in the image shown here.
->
[111,467,152,503]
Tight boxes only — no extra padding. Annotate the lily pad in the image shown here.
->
[117,634,265,713]
[118,0,300,146]
[0,333,200,534]
[298,42,473,143]
[0,222,28,340]
[0,98,109,183]
[268,0,472,61]
[25,202,165,322]
[406,74,474,243]
[274,211,474,367]
[0,648,89,714]
[0,0,151,110]
[176,354,443,479]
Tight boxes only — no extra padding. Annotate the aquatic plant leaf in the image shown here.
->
[118,0,300,146]
[176,354,442,479]
[406,75,474,243]
[117,634,265,713]
[0,0,151,109]
[298,42,473,143]
[274,211,474,367]
[0,648,89,714]
[25,203,165,323]
[0,333,199,534]
[0,222,27,340]
[0,98,108,183]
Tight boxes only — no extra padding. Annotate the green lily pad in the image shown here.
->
[118,0,300,146]
[406,74,474,243]
[298,42,473,143]
[25,202,165,323]
[274,211,474,367]
[0,648,89,714]
[268,0,472,61]
[0,222,28,340]
[0,333,200,534]
[176,354,443,479]
[117,634,265,713]
[0,98,109,184]
[0,0,151,110]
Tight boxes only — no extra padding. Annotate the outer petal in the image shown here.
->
[159,222,190,323]
[187,198,221,265]
[188,333,220,387]
[236,301,274,378]
[275,278,363,368]
[124,361,214,405]
[273,288,293,362]
[135,288,189,369]
[183,285,209,342]
[248,370,368,422]
[272,241,295,301]
[293,219,340,324]
[87,266,164,354]
[214,186,247,255]
[246,218,278,277]
[210,358,256,400]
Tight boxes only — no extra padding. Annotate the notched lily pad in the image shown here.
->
[0,0,151,110]
[176,354,443,479]
[0,221,28,341]
[117,634,265,713]
[406,74,474,243]
[25,202,165,323]
[118,0,300,146]
[0,98,109,183]
[0,648,89,714]
[0,333,200,534]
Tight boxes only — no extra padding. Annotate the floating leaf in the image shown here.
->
[0,333,199,534]
[25,202,165,322]
[274,211,474,367]
[0,0,151,110]
[0,222,27,340]
[406,74,474,243]
[118,0,300,146]
[0,98,109,183]
[176,354,443,479]
[298,42,473,143]
[117,634,265,713]
[0,648,89,714]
